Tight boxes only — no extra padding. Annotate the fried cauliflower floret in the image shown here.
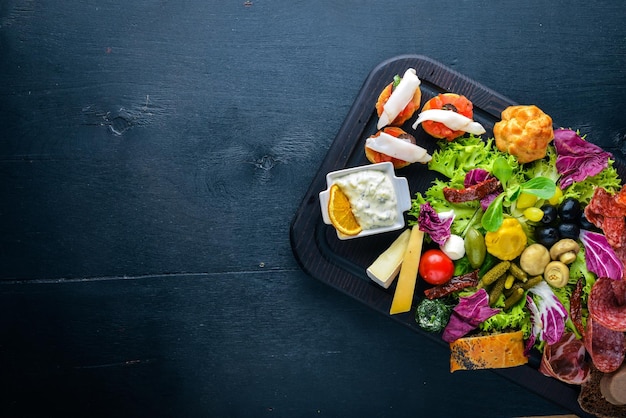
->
[493,105,554,164]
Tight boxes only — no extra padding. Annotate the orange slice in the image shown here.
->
[328,184,362,236]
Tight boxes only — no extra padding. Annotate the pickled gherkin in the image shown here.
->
[521,275,543,290]
[508,263,528,282]
[482,261,511,286]
[489,275,506,306]
[504,287,525,310]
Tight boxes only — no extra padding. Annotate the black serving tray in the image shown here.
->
[290,54,626,417]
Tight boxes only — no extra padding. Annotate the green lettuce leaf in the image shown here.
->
[562,159,622,204]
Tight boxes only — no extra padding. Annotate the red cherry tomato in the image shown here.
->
[419,249,454,285]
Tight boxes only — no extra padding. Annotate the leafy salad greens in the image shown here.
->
[408,132,623,350]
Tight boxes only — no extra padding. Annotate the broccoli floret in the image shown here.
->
[415,298,452,333]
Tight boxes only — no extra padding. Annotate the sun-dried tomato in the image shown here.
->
[443,177,501,203]
[424,270,479,299]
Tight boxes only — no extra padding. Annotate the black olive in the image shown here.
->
[579,212,598,231]
[558,223,580,240]
[559,197,582,223]
[535,225,560,247]
[441,103,458,112]
[540,204,558,225]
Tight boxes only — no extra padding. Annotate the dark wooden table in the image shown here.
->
[1,1,625,417]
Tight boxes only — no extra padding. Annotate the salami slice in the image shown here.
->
[539,332,590,385]
[586,187,626,219]
[619,245,626,277]
[570,278,585,338]
[603,217,626,249]
[611,275,626,305]
[585,317,626,373]
[589,277,626,332]
[584,186,626,249]
[617,185,626,207]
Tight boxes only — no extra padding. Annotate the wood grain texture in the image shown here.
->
[0,271,575,417]
[1,0,625,416]
[1,1,625,280]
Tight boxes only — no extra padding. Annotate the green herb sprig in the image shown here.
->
[482,156,556,232]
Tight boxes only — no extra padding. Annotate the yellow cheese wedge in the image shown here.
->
[449,331,528,372]
[366,229,411,289]
[389,226,424,314]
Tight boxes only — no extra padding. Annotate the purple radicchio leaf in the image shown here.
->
[464,169,501,211]
[527,282,568,346]
[442,289,500,343]
[418,202,452,246]
[479,193,499,212]
[524,295,539,356]
[553,129,613,189]
[464,168,490,187]
[579,229,624,280]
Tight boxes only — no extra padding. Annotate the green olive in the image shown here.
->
[464,227,486,269]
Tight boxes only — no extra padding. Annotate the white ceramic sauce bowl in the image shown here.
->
[319,162,411,240]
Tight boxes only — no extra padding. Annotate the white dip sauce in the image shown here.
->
[334,170,397,230]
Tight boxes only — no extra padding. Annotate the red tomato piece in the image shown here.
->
[419,249,454,285]
[421,93,474,141]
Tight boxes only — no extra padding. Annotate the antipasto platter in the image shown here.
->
[290,55,626,418]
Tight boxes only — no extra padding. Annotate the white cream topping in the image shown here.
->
[377,68,421,130]
[411,109,486,135]
[365,132,431,164]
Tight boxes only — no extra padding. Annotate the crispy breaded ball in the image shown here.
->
[493,105,554,163]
